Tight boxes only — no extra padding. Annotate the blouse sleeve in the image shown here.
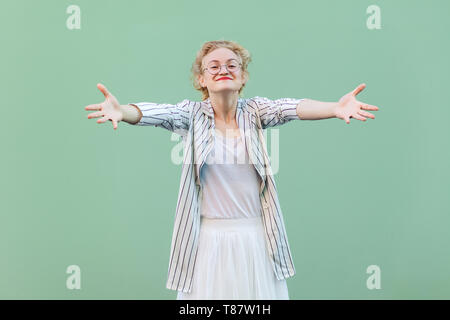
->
[248,96,306,129]
[128,99,192,136]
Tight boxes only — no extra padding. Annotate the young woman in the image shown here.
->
[85,40,379,300]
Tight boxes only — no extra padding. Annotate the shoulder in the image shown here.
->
[177,98,195,107]
[175,99,201,113]
[243,96,271,112]
[245,96,272,105]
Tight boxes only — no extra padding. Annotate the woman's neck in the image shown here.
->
[209,93,238,123]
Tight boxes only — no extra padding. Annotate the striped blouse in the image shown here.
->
[129,96,305,293]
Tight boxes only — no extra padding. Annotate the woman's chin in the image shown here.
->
[210,87,240,94]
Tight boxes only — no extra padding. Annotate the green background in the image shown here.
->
[1,0,449,299]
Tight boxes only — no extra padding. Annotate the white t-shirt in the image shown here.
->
[200,129,262,219]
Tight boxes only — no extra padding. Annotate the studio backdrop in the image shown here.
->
[1,0,449,299]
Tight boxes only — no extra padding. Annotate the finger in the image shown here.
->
[352,113,366,121]
[85,104,101,111]
[358,110,375,119]
[345,116,350,124]
[352,83,366,96]
[97,83,110,98]
[97,116,108,124]
[112,119,118,130]
[361,103,379,111]
[87,111,103,119]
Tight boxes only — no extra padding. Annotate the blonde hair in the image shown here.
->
[190,39,252,101]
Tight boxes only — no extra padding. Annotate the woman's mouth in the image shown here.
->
[217,77,232,81]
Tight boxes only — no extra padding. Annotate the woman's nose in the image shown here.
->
[218,65,230,75]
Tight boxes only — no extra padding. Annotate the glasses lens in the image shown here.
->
[226,60,239,72]
[207,62,221,74]
[207,60,240,74]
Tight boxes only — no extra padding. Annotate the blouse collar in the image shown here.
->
[201,97,244,118]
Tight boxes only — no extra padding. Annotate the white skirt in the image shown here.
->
[176,215,289,300]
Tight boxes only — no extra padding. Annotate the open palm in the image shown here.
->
[335,83,379,124]
[85,83,123,130]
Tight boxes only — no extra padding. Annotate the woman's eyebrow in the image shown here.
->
[208,58,237,63]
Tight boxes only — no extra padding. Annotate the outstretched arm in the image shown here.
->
[127,100,191,136]
[296,99,337,120]
[248,96,306,129]
[297,83,379,123]
[85,83,192,135]
[120,103,142,125]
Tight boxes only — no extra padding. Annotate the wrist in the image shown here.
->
[120,104,142,124]
[332,102,339,118]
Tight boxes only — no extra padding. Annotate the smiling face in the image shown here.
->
[198,47,248,97]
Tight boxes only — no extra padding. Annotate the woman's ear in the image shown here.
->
[198,74,205,88]
[242,72,249,86]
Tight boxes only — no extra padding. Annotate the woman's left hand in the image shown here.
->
[335,83,379,124]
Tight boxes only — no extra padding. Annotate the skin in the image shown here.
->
[335,83,379,124]
[84,48,379,130]
[85,83,123,130]
[197,47,249,138]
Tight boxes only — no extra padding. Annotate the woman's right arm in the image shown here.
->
[120,103,142,125]
[124,100,192,136]
[85,83,191,135]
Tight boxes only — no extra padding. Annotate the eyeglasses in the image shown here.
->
[202,59,242,75]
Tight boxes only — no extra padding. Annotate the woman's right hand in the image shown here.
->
[85,83,123,130]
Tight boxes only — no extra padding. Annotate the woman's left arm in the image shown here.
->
[297,83,379,123]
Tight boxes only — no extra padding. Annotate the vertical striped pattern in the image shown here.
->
[129,95,305,293]
[129,99,191,136]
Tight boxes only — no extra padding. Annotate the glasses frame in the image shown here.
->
[202,59,243,75]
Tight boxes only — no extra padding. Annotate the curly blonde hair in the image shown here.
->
[190,39,252,101]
